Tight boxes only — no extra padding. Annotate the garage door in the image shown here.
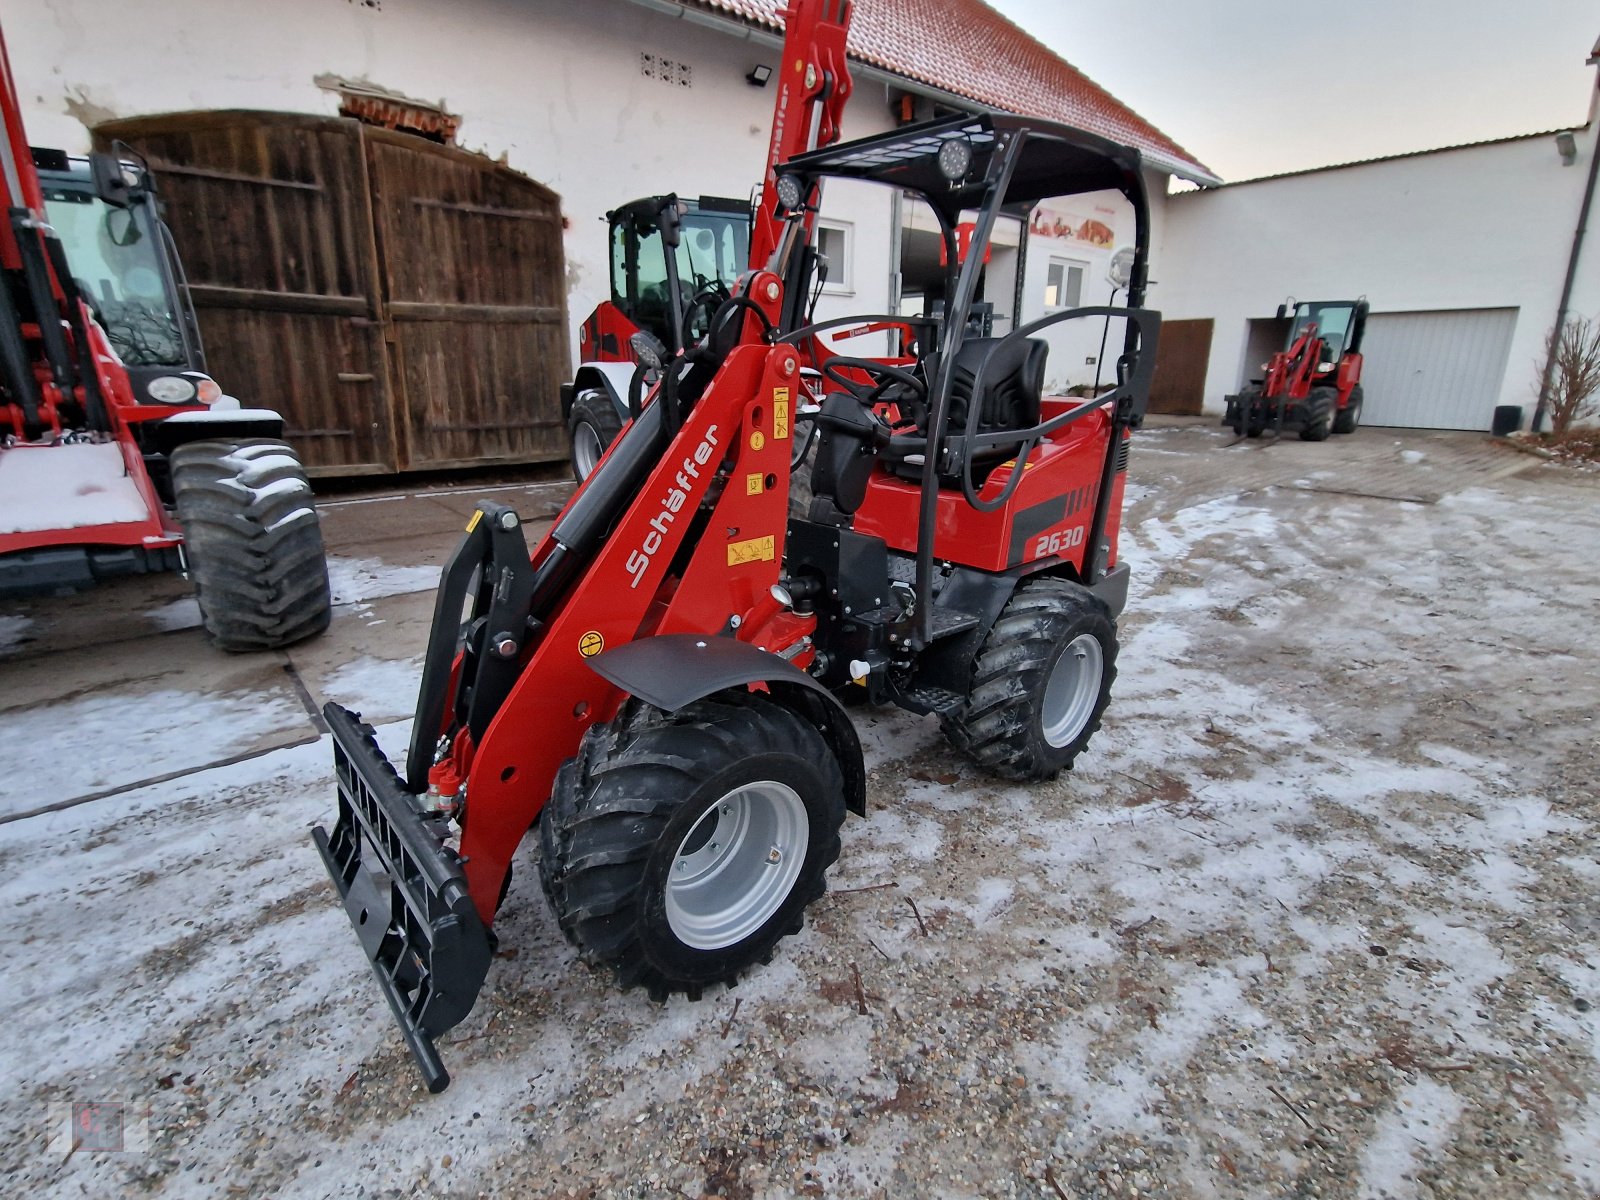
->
[1359,308,1518,430]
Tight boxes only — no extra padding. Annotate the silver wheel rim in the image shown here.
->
[664,781,809,950]
[573,421,604,480]
[1040,632,1104,748]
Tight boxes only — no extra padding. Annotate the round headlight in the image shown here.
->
[146,375,197,404]
[774,173,805,211]
[937,136,973,182]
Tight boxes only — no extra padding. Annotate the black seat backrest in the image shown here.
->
[937,336,1048,436]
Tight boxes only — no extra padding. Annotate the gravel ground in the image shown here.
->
[2,424,1597,1198]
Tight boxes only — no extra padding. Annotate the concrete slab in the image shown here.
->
[287,588,437,728]
[0,630,316,819]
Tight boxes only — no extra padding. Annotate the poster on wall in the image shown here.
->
[1028,204,1118,249]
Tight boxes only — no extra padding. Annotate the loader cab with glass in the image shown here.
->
[34,149,209,402]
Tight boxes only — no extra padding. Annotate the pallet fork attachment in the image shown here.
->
[313,704,493,1094]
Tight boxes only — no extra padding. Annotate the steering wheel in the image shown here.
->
[821,355,927,406]
[681,278,731,346]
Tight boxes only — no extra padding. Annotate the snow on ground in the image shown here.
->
[0,612,33,654]
[326,555,442,606]
[1,430,1596,1198]
[0,682,307,819]
[143,595,202,632]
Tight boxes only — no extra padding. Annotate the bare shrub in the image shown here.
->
[1540,315,1600,437]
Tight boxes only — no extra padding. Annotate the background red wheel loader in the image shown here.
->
[563,0,866,483]
[0,22,331,650]
[1224,298,1369,441]
[314,94,1162,1091]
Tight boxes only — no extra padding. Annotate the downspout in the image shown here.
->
[1533,44,1600,432]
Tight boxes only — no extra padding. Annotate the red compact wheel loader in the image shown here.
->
[1224,298,1369,441]
[315,100,1161,1091]
[0,23,330,649]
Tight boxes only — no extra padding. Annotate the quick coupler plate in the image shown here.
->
[312,702,492,1093]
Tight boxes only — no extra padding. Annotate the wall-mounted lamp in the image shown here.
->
[1556,130,1578,165]
[746,64,772,87]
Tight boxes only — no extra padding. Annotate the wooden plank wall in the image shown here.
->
[366,131,569,470]
[96,112,570,475]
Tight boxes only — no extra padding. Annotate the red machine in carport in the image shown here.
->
[314,95,1162,1090]
[0,21,329,649]
[1224,298,1369,441]
[562,0,854,480]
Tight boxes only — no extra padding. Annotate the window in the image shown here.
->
[1044,258,1085,310]
[815,220,853,294]
[1290,302,1355,359]
[43,189,183,366]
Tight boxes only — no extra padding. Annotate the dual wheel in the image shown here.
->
[536,577,1115,998]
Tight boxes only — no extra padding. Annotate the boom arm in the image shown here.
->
[748,0,854,268]
[0,21,107,439]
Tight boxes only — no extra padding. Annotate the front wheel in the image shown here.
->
[1332,385,1363,434]
[1299,386,1336,442]
[568,389,623,482]
[171,438,331,652]
[943,577,1117,781]
[539,693,846,1000]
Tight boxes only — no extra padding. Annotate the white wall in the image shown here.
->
[1015,186,1142,393]
[1159,105,1600,418]
[2,0,898,363]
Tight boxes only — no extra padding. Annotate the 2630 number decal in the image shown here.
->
[1033,526,1086,558]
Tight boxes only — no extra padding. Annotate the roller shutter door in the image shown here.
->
[1359,308,1518,431]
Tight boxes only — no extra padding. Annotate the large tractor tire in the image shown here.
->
[1332,384,1364,435]
[539,693,846,1000]
[568,389,623,482]
[1299,387,1337,441]
[171,438,331,652]
[943,577,1117,781]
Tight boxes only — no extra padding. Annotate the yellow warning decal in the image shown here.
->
[727,535,776,567]
[578,630,605,658]
[746,472,764,496]
[749,430,766,452]
[773,387,791,440]
[465,509,483,532]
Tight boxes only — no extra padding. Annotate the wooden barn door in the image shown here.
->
[364,130,569,470]
[97,112,569,474]
[95,112,396,474]
[1148,318,1214,417]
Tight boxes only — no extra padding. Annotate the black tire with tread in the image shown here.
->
[1332,384,1363,435]
[568,389,624,482]
[538,693,846,1001]
[1298,386,1336,441]
[171,438,331,652]
[942,576,1117,781]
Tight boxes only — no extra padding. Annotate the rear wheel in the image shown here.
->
[539,693,846,1000]
[568,389,623,482]
[943,577,1117,781]
[1299,387,1336,441]
[1332,385,1363,434]
[170,438,331,652]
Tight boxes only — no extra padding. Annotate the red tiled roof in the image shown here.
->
[681,0,1218,183]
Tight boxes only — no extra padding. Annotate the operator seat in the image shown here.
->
[881,335,1048,485]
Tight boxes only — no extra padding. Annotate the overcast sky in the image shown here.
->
[985,0,1598,181]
